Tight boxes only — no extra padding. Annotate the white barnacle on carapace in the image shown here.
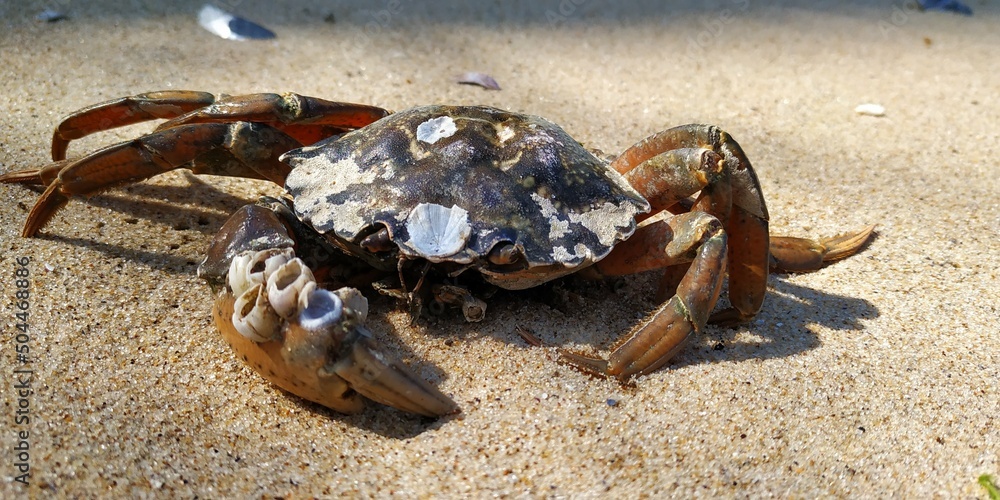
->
[415,116,457,145]
[400,203,472,262]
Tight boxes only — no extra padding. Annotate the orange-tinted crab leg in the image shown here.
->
[52,91,217,161]
[613,125,875,325]
[566,212,727,379]
[768,225,877,272]
[156,92,390,132]
[3,92,390,237]
[154,92,388,149]
[612,124,769,323]
[51,91,390,160]
[3,122,302,237]
[565,125,875,378]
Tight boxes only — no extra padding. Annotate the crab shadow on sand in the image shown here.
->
[453,262,880,372]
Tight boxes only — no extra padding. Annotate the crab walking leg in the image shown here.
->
[1,122,302,237]
[566,212,727,380]
[768,224,877,272]
[616,125,771,321]
[155,92,390,133]
[202,204,459,417]
[52,90,217,160]
[51,90,389,160]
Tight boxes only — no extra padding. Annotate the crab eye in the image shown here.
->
[487,242,521,266]
[360,226,393,253]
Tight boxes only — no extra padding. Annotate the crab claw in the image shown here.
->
[328,326,460,417]
[289,286,459,417]
[215,248,458,417]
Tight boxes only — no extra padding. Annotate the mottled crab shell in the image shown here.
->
[282,105,650,289]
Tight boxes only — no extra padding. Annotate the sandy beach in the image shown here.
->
[1,1,997,496]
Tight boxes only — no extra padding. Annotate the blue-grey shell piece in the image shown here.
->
[198,4,276,41]
[282,105,649,272]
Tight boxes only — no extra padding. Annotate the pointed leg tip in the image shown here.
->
[0,169,42,185]
[820,223,878,262]
[708,307,754,327]
[557,348,611,378]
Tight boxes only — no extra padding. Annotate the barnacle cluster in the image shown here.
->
[227,248,367,343]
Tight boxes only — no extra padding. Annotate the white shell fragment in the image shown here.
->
[403,203,472,260]
[455,72,502,90]
[36,9,67,22]
[198,4,276,41]
[854,103,886,117]
[415,116,457,144]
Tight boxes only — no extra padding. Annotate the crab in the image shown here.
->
[1,91,874,418]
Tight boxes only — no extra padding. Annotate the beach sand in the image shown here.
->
[1,1,997,496]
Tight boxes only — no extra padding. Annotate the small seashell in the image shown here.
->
[854,103,886,117]
[266,258,316,319]
[403,203,472,260]
[232,284,282,342]
[918,0,973,15]
[36,9,67,22]
[198,4,276,41]
[455,72,501,90]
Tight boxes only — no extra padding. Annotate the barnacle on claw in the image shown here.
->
[228,247,294,298]
[1,90,875,418]
[266,258,315,319]
[221,244,458,416]
[232,284,282,342]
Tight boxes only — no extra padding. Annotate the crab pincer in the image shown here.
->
[202,204,458,417]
